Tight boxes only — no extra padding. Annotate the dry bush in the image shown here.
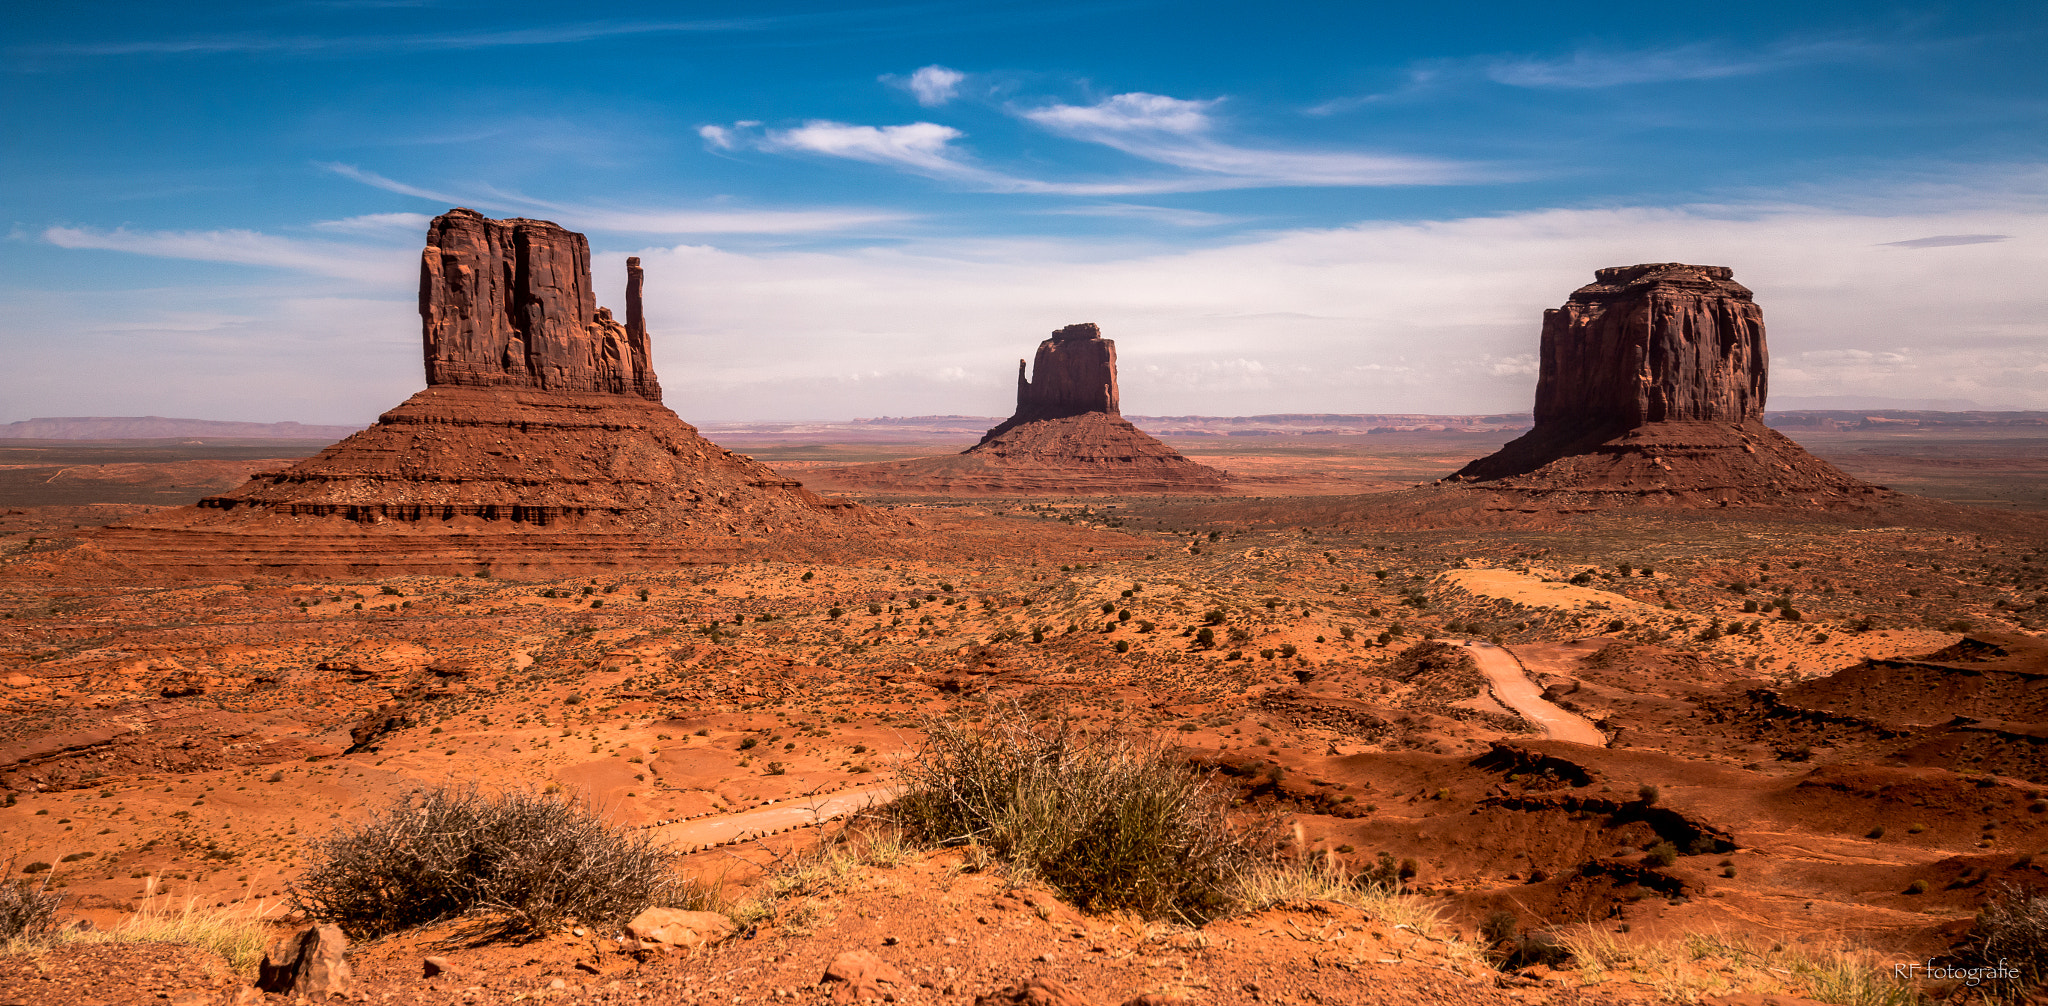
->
[0,871,60,944]
[888,707,1249,923]
[290,785,682,938]
[1960,884,2048,1005]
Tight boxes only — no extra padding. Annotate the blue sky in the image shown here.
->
[4,1,2044,422]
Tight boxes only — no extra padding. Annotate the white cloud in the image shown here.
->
[18,188,2046,423]
[1019,92,1489,186]
[764,120,976,176]
[908,65,965,107]
[715,91,1488,193]
[1881,234,2010,248]
[311,211,432,236]
[42,225,410,283]
[1023,92,1218,135]
[623,197,2048,419]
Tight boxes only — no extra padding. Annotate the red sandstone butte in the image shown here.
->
[1445,263,1880,508]
[807,324,1231,496]
[89,209,904,577]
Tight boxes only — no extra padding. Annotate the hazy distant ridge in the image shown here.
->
[9,409,2046,443]
[0,417,368,440]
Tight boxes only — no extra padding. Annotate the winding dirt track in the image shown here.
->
[652,785,898,848]
[1448,640,1606,746]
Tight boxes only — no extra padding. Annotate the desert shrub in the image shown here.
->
[1481,909,1518,944]
[1637,784,1661,805]
[1957,884,2048,1004]
[0,873,61,943]
[1643,842,1679,867]
[290,786,682,938]
[1500,931,1572,970]
[887,708,1249,923]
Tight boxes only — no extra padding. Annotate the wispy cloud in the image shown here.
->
[906,64,965,107]
[1306,35,1887,113]
[42,225,409,282]
[310,211,432,236]
[706,89,1487,194]
[705,119,1161,194]
[1018,92,1489,186]
[1484,38,1881,89]
[1042,203,1242,227]
[1880,233,2010,248]
[322,161,911,234]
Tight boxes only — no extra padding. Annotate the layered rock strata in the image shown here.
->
[91,209,898,577]
[807,324,1230,495]
[1438,263,1880,510]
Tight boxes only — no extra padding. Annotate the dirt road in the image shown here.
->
[653,785,899,848]
[1448,640,1606,746]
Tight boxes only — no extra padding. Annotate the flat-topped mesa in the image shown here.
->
[1013,323,1119,421]
[1534,263,1765,430]
[1446,262,1874,505]
[419,208,662,401]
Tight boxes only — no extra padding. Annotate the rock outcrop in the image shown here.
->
[1440,263,1880,508]
[90,209,904,577]
[806,324,1230,495]
[419,209,660,400]
[1012,322,1119,421]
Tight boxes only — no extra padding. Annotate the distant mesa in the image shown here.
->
[1440,263,1881,509]
[90,208,903,577]
[805,323,1232,496]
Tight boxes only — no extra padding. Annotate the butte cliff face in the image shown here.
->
[92,209,900,577]
[1011,323,1119,421]
[1446,263,1878,508]
[419,209,661,401]
[806,323,1230,495]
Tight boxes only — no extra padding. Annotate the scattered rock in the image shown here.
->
[974,976,1094,1006]
[256,923,352,999]
[821,948,908,1002]
[420,956,471,979]
[625,907,735,948]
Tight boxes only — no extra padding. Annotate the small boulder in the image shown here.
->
[821,949,908,1003]
[256,923,352,999]
[625,907,735,948]
[976,976,1093,1006]
[422,956,472,978]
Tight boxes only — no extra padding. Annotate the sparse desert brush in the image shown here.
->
[887,705,1250,923]
[1559,927,1915,1006]
[1958,884,2048,1004]
[290,785,683,938]
[4,875,273,974]
[0,870,61,945]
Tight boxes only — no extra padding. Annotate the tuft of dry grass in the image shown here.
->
[4,878,276,975]
[1557,926,1917,1006]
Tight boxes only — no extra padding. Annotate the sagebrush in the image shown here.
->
[291,786,682,938]
[0,871,60,944]
[1960,884,2048,1005]
[887,709,1252,923]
